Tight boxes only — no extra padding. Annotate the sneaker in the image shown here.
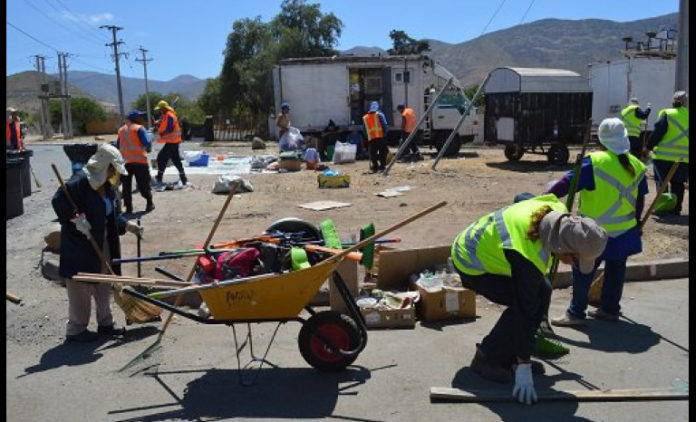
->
[97,324,127,336]
[174,180,185,190]
[154,181,166,192]
[550,312,586,327]
[588,308,619,321]
[66,330,99,343]
[145,201,155,212]
[470,344,514,383]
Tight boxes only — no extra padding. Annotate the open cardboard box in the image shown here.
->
[375,244,476,322]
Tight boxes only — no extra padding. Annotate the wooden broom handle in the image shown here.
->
[51,163,116,275]
[321,201,447,265]
[639,159,681,231]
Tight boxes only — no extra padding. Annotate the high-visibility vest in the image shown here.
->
[578,151,645,238]
[157,110,182,144]
[653,107,689,163]
[6,120,23,150]
[451,194,568,277]
[118,123,148,164]
[402,107,417,133]
[620,105,643,137]
[363,112,384,141]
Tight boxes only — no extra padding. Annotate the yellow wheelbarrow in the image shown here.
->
[117,202,447,381]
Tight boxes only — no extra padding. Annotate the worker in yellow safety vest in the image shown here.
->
[117,110,154,213]
[451,194,607,405]
[6,107,24,151]
[397,104,422,161]
[645,91,689,216]
[362,101,389,173]
[153,100,186,190]
[620,97,651,157]
[547,118,647,328]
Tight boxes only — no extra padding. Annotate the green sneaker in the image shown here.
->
[534,332,570,357]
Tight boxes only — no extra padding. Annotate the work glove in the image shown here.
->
[125,220,144,237]
[70,213,92,238]
[512,363,538,405]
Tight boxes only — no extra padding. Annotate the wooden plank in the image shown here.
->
[430,387,689,403]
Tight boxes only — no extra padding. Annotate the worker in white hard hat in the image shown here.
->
[645,91,689,216]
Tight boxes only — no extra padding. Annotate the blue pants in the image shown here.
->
[567,257,628,318]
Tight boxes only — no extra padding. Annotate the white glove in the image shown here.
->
[70,213,92,238]
[125,220,144,237]
[512,363,538,405]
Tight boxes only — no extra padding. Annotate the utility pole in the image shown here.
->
[34,55,53,139]
[101,25,126,122]
[57,53,69,139]
[135,46,153,129]
[675,0,689,92]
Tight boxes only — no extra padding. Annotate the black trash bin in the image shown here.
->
[63,143,98,176]
[7,150,33,197]
[6,158,24,219]
[203,116,214,142]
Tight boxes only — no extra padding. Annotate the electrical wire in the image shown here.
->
[480,0,508,36]
[53,0,110,40]
[24,0,105,47]
[519,0,536,25]
[42,0,110,44]
[7,21,59,52]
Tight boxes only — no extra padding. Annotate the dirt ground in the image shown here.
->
[5,139,689,421]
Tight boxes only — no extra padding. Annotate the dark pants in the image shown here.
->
[156,143,187,184]
[122,163,152,211]
[402,131,421,155]
[567,257,627,318]
[653,159,689,213]
[456,250,551,364]
[628,135,643,158]
[368,137,388,171]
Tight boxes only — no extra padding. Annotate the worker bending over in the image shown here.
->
[154,100,187,190]
[620,97,651,157]
[645,91,689,216]
[117,110,154,213]
[548,118,647,326]
[397,104,422,161]
[451,194,607,404]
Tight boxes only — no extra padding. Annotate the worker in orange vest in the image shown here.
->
[362,101,389,173]
[6,107,24,151]
[397,104,422,161]
[117,110,154,213]
[153,100,187,190]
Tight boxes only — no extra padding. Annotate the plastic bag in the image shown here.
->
[279,127,304,151]
[332,141,357,164]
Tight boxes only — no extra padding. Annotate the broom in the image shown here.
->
[587,159,682,306]
[119,181,242,372]
[51,164,162,324]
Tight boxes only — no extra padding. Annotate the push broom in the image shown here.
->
[51,164,162,324]
[119,181,242,372]
[587,158,682,305]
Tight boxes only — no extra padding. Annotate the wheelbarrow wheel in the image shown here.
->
[266,218,323,241]
[298,311,361,372]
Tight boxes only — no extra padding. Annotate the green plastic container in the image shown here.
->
[326,145,335,161]
[654,193,677,212]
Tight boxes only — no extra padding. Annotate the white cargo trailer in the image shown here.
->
[589,56,676,128]
[272,54,478,156]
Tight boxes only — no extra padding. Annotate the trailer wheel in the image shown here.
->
[265,218,323,241]
[504,144,524,161]
[298,311,361,372]
[434,134,462,157]
[547,144,569,165]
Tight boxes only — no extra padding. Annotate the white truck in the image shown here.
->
[271,54,478,156]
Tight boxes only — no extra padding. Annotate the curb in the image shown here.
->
[553,257,689,288]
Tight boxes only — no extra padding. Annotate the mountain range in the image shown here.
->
[7,12,678,114]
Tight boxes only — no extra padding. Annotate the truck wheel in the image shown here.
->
[547,144,569,165]
[298,311,361,372]
[435,134,462,157]
[504,144,524,161]
[265,218,323,241]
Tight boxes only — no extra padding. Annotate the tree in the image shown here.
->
[463,84,485,109]
[132,92,206,124]
[388,30,430,55]
[198,77,222,115]
[271,0,343,58]
[49,97,106,134]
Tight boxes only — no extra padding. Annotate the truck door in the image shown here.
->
[381,67,393,126]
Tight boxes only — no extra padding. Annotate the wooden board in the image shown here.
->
[430,387,689,403]
[375,190,403,198]
[297,200,351,211]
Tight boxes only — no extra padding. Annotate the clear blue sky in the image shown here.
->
[6,0,679,82]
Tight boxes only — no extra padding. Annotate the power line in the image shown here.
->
[24,0,105,47]
[480,0,508,36]
[42,0,110,44]
[53,0,109,40]
[519,0,536,25]
[7,21,59,52]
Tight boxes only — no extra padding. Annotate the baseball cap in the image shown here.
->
[539,211,608,274]
[369,101,379,112]
[127,110,146,121]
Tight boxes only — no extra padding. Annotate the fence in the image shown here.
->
[208,114,267,142]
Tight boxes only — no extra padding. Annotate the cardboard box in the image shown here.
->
[279,159,302,171]
[376,245,451,291]
[412,284,476,321]
[329,259,359,314]
[318,173,350,188]
[359,306,416,329]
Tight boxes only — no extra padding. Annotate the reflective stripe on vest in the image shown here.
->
[403,108,417,133]
[653,108,689,163]
[119,124,148,164]
[620,105,643,137]
[158,111,182,144]
[363,112,384,141]
[579,151,645,237]
[451,194,566,277]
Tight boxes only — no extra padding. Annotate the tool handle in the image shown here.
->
[137,219,142,278]
[639,159,681,230]
[6,292,22,304]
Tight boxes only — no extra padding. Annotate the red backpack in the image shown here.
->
[213,248,261,281]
